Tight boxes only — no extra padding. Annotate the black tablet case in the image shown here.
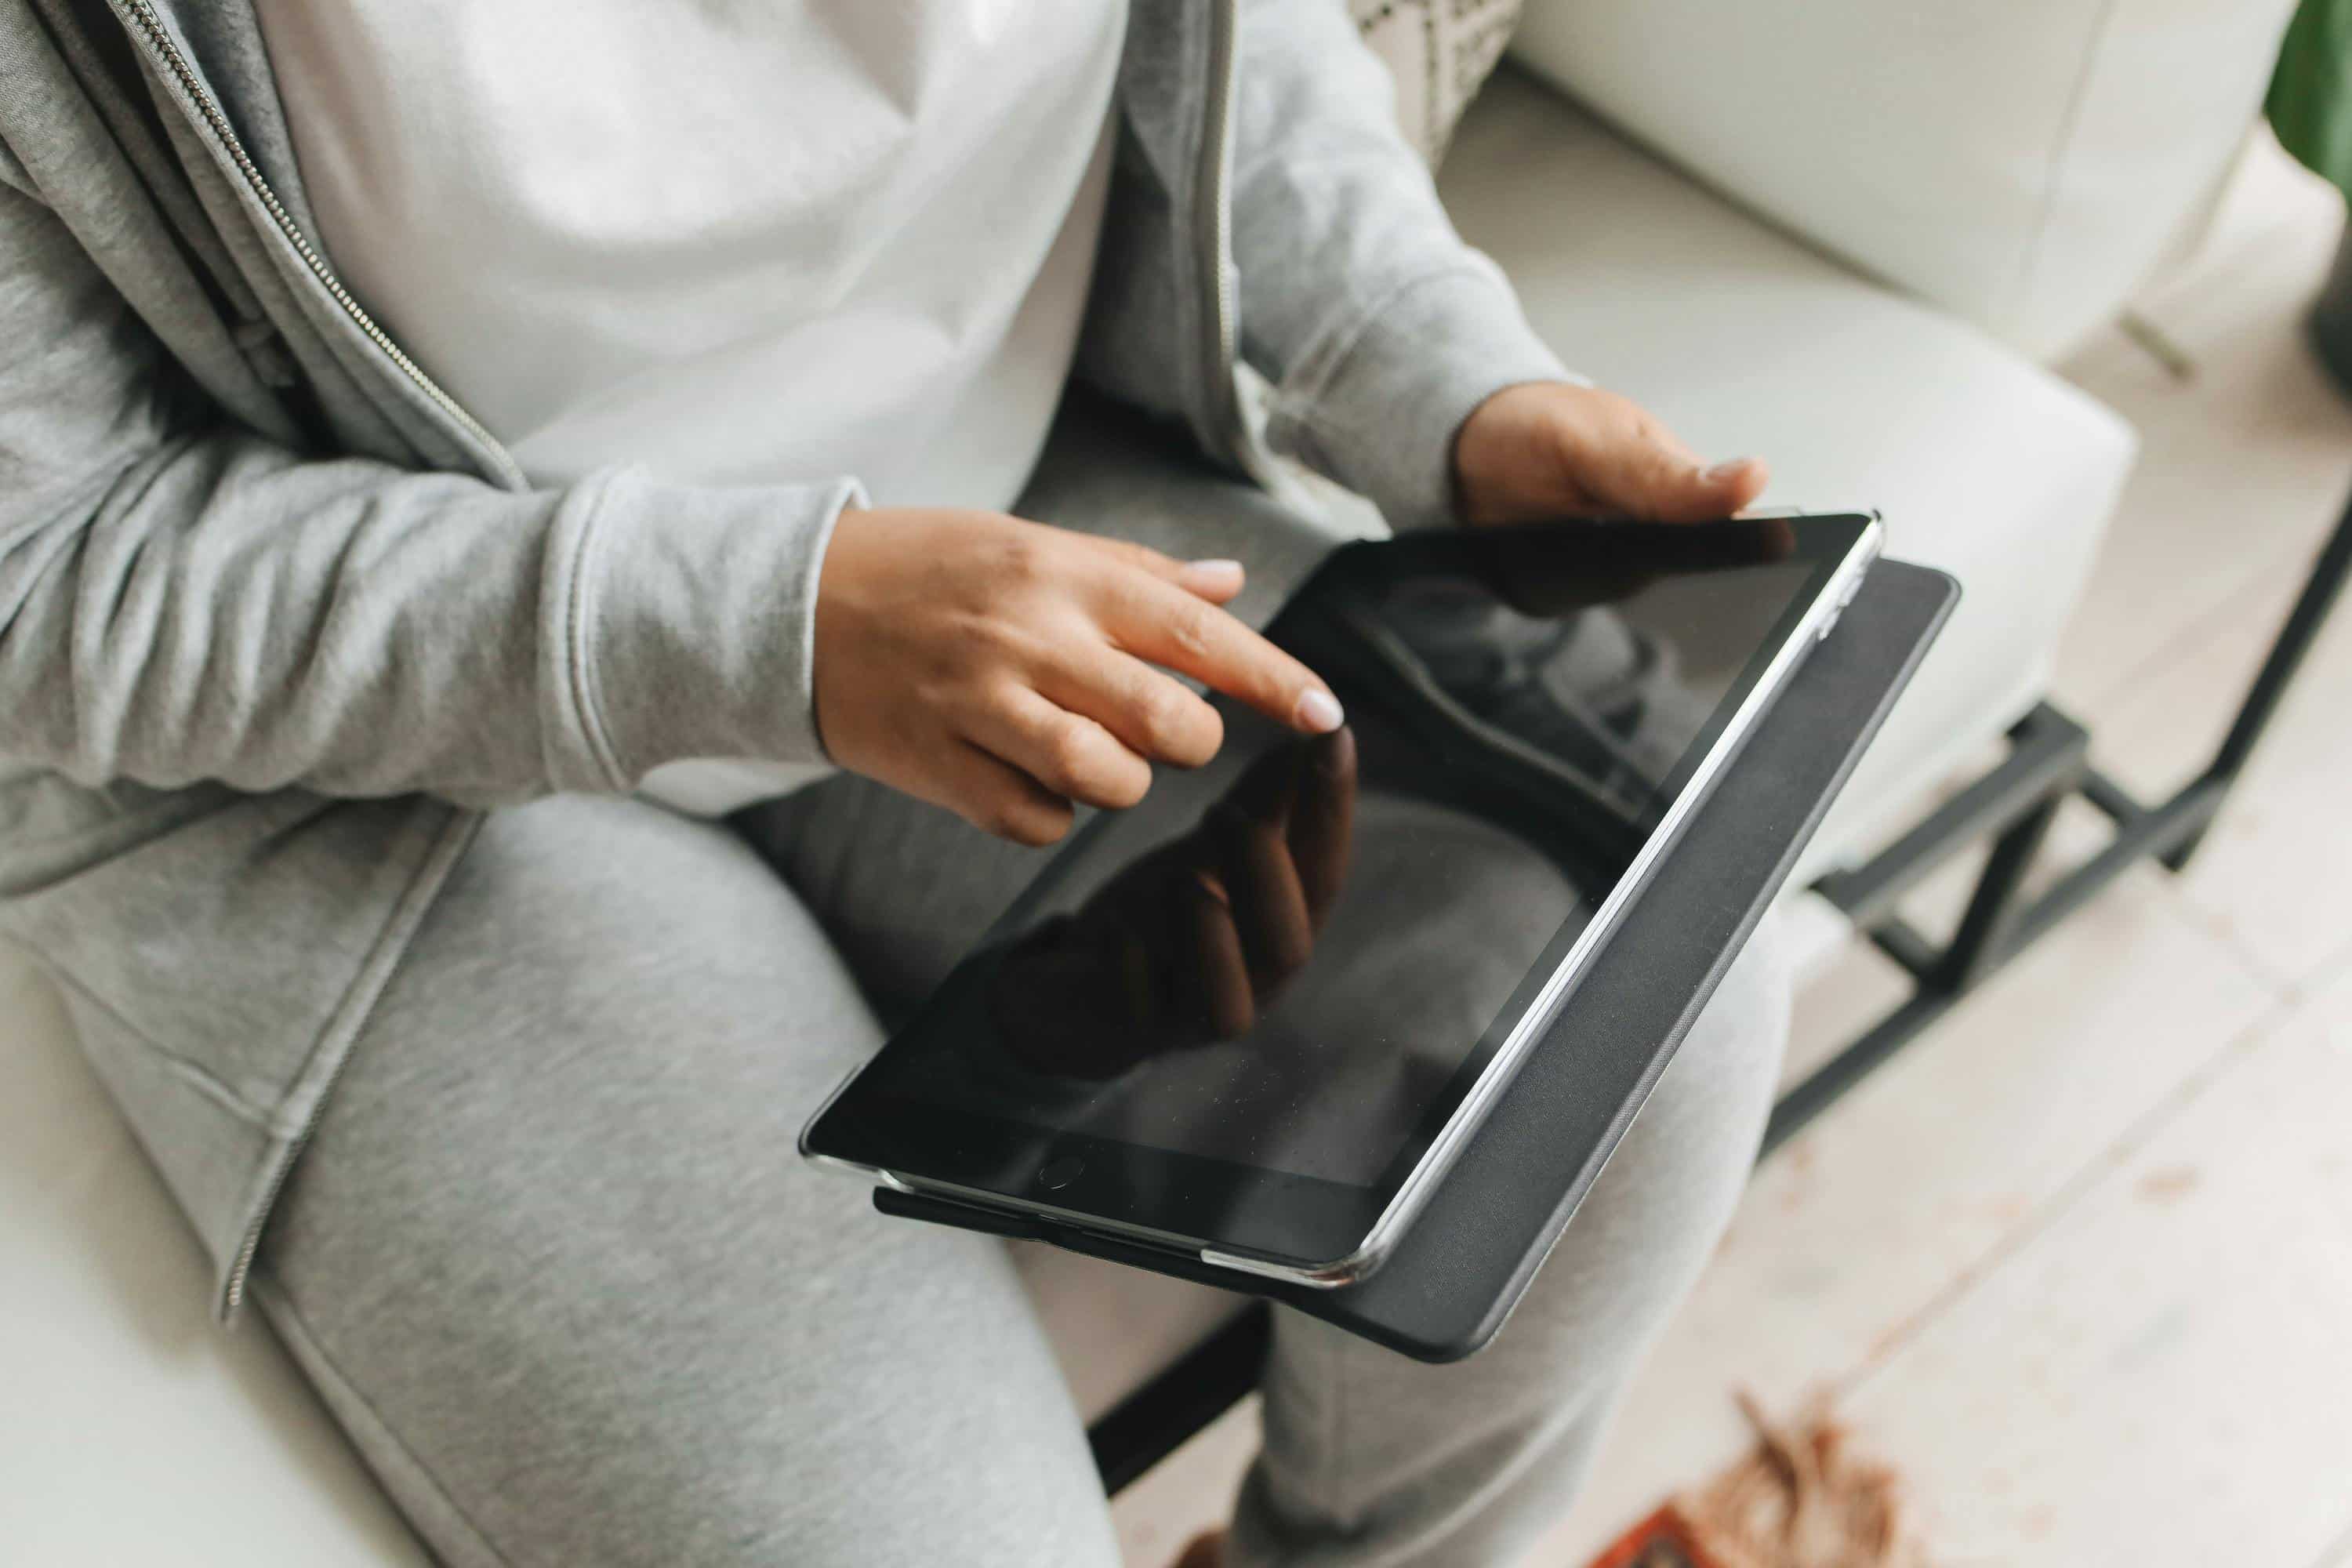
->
[877,561,1958,1363]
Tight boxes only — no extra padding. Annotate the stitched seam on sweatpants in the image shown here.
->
[221,806,485,1319]
[247,1273,517,1568]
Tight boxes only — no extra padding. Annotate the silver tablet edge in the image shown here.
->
[1207,513,1885,1288]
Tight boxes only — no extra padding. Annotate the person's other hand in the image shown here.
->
[1451,383,1769,527]
[988,728,1358,1077]
[813,509,1345,845]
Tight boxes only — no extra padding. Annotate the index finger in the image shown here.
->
[1097,569,1344,737]
[1287,728,1356,930]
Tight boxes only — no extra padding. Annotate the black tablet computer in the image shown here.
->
[803,513,1881,1286]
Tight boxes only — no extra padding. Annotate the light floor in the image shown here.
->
[1115,132,2352,1567]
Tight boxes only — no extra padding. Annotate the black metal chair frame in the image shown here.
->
[1082,487,2352,1497]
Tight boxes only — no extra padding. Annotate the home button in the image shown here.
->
[1038,1155,1084,1190]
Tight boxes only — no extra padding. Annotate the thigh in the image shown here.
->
[252,796,1117,1568]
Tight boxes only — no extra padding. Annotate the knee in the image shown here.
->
[1642,909,1792,1157]
[1494,915,1791,1355]
[1609,908,1790,1223]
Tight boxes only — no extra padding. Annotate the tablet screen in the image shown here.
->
[804,515,1869,1265]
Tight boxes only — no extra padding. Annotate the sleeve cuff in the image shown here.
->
[1261,257,1581,532]
[557,467,860,790]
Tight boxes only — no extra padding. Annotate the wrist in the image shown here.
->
[585,471,860,786]
[1264,264,1576,533]
[1451,380,1577,528]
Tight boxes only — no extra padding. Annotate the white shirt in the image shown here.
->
[255,0,1127,811]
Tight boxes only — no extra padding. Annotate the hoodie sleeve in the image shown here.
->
[0,178,849,808]
[1228,0,1577,532]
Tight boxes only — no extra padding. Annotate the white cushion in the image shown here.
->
[1439,67,2136,880]
[1509,0,2299,360]
[0,950,427,1564]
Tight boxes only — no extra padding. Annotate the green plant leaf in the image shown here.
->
[2271,0,2352,196]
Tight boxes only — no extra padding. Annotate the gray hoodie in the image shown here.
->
[0,0,1567,1318]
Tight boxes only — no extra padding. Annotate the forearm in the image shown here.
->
[0,430,849,806]
[1231,0,1573,529]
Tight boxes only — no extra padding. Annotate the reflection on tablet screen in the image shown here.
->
[844,521,1820,1192]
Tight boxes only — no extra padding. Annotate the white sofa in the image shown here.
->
[0,1,2295,1557]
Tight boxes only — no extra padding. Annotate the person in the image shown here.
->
[0,4,1787,1564]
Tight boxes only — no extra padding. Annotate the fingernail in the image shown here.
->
[1704,458,1758,481]
[1295,688,1345,733]
[1177,558,1245,594]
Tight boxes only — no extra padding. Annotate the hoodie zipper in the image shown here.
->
[111,1,514,1316]
[1197,0,1247,463]
[113,0,515,477]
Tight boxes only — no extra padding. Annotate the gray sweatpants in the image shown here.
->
[208,399,1788,1567]
[245,771,1784,1568]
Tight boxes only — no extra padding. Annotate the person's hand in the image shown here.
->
[1451,382,1769,527]
[988,728,1358,1077]
[813,509,1345,845]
